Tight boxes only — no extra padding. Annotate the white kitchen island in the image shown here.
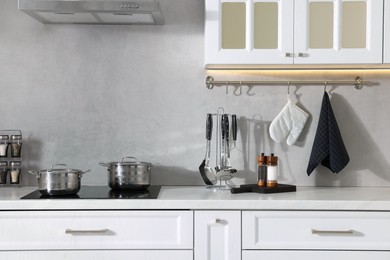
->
[1,186,390,260]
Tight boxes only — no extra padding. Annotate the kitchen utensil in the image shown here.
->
[232,114,238,149]
[100,156,152,190]
[215,114,237,181]
[199,114,216,185]
[29,164,90,196]
[224,114,233,169]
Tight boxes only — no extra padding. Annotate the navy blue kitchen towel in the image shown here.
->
[307,92,350,175]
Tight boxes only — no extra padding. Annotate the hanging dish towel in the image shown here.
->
[307,92,350,175]
[269,97,309,145]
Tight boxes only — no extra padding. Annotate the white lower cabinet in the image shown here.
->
[2,209,390,259]
[0,210,193,260]
[194,211,241,260]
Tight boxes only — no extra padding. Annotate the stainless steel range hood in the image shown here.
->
[18,0,164,25]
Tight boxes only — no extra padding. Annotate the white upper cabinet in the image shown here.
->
[205,0,384,68]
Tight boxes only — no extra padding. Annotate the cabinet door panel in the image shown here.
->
[294,0,383,64]
[195,211,241,260]
[205,0,294,67]
[384,0,390,62]
[243,251,390,260]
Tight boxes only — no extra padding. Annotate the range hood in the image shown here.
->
[18,0,164,25]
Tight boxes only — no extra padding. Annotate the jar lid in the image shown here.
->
[0,135,9,140]
[0,161,7,166]
[10,135,22,140]
[10,161,21,167]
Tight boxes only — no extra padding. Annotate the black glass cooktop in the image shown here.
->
[20,186,161,199]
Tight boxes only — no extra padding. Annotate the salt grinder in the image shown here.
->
[266,153,278,188]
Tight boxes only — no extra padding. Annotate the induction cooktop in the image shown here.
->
[20,186,161,199]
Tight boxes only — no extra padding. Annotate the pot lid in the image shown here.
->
[40,164,83,174]
[105,156,152,167]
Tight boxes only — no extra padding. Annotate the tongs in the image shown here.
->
[215,113,237,180]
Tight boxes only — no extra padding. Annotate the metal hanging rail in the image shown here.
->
[206,76,368,90]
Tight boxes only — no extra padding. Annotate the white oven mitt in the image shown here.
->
[269,98,309,145]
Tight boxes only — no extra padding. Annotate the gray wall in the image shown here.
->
[1,0,390,187]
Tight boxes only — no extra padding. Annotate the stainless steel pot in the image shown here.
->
[29,164,90,196]
[99,156,152,191]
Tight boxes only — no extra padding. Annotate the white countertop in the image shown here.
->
[1,186,390,211]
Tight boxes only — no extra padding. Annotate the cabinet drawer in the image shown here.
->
[243,211,390,250]
[0,250,193,260]
[0,211,193,250]
[243,251,390,260]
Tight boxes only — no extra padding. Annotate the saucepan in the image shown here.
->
[99,156,152,191]
[29,164,90,196]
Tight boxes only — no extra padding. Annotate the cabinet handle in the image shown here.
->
[311,229,354,235]
[65,228,109,234]
[285,53,294,58]
[215,218,221,223]
[298,52,309,57]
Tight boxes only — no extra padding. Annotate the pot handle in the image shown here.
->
[78,169,91,178]
[28,170,40,177]
[121,156,138,162]
[81,169,91,174]
[50,164,70,171]
[99,162,109,167]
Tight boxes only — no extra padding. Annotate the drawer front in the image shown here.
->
[0,211,193,250]
[243,251,390,260]
[0,250,193,260]
[243,211,390,250]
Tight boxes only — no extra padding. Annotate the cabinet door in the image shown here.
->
[195,211,241,260]
[205,0,294,68]
[384,0,390,62]
[294,0,383,64]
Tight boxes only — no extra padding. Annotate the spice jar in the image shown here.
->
[257,153,267,187]
[0,135,9,158]
[10,134,22,158]
[0,162,8,184]
[9,161,21,184]
[266,153,278,188]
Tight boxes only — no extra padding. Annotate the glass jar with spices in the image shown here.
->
[9,161,21,184]
[10,134,22,158]
[0,162,8,184]
[0,135,9,158]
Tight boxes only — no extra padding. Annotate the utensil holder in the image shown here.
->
[205,108,238,190]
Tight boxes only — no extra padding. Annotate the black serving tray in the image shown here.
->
[231,183,296,194]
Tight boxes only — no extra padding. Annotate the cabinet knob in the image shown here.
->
[215,218,221,223]
[285,53,294,58]
[298,52,309,57]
